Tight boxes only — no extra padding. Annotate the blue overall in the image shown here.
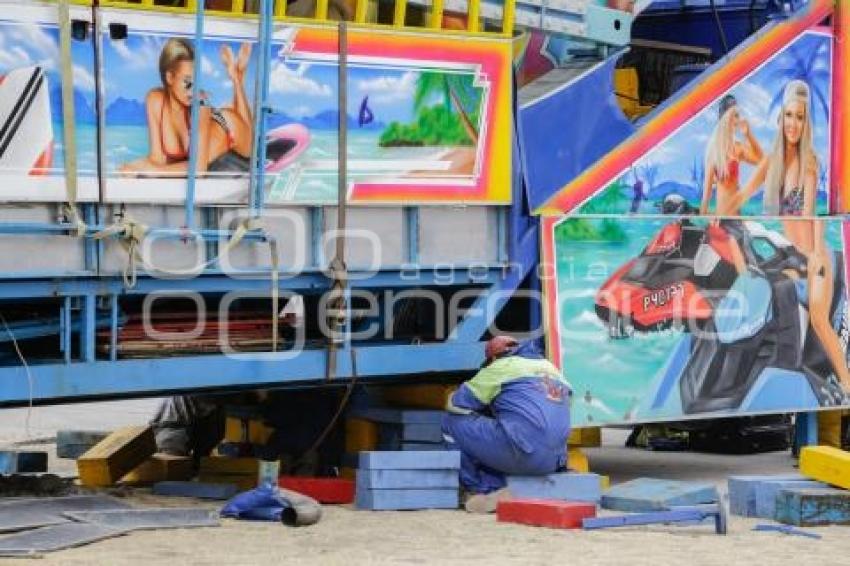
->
[442,342,572,494]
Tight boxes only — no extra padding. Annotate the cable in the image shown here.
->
[0,313,34,440]
[710,0,730,56]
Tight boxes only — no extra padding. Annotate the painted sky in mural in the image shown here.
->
[579,31,831,216]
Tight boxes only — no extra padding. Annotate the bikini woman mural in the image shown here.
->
[120,38,254,176]
[699,94,763,215]
[729,79,850,391]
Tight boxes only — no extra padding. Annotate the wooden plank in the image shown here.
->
[197,473,257,492]
[199,457,261,476]
[356,469,458,490]
[358,451,460,470]
[345,418,379,453]
[601,478,717,512]
[119,454,193,486]
[775,488,850,526]
[753,480,829,519]
[278,477,355,504]
[507,473,601,503]
[728,474,804,517]
[152,481,238,500]
[77,426,155,487]
[800,446,850,489]
[568,427,601,448]
[0,451,47,474]
[497,499,596,529]
[355,488,458,510]
[567,448,589,473]
[348,407,445,425]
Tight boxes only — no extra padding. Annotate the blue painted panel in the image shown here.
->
[775,488,850,526]
[601,478,717,512]
[356,469,459,490]
[355,488,458,511]
[754,480,829,520]
[727,474,804,517]
[739,369,820,412]
[519,56,634,212]
[506,473,601,503]
[358,451,461,471]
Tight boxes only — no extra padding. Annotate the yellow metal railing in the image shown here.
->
[100,0,516,38]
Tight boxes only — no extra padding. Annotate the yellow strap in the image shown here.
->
[58,0,85,236]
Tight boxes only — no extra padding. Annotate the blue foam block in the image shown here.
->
[348,408,444,425]
[754,480,830,519]
[400,442,446,451]
[379,423,444,444]
[601,478,717,512]
[0,451,47,474]
[356,469,459,490]
[152,481,238,500]
[775,488,850,526]
[506,473,601,503]
[359,451,460,470]
[355,488,458,510]
[727,474,803,517]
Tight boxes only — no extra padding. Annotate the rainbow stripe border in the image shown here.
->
[291,28,513,205]
[535,0,835,216]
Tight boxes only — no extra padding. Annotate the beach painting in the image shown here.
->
[100,9,512,205]
[0,3,98,202]
[541,214,850,426]
[576,30,832,217]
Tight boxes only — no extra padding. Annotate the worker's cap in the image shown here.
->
[485,336,519,361]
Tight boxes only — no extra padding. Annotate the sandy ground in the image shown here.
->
[1,403,848,565]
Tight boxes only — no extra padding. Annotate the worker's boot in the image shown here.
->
[463,487,511,514]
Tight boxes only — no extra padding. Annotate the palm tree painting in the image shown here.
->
[764,36,830,125]
[379,70,483,148]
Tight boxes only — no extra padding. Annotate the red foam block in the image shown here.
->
[279,477,355,504]
[497,499,596,529]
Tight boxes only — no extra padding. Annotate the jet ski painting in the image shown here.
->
[542,215,850,426]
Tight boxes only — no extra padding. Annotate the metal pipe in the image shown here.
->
[184,0,206,230]
[0,223,266,242]
[249,0,274,216]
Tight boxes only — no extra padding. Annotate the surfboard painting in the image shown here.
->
[98,9,512,205]
[0,4,98,202]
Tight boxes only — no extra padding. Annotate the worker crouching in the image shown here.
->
[442,336,572,513]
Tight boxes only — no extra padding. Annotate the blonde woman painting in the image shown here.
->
[730,79,850,391]
[120,38,254,176]
[699,94,763,215]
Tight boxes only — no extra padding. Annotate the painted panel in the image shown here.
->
[541,214,850,426]
[575,31,833,217]
[99,9,512,205]
[0,1,98,202]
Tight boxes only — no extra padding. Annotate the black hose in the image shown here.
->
[710,0,730,56]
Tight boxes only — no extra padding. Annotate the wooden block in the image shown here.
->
[506,473,601,503]
[348,407,444,425]
[56,430,109,460]
[355,488,458,510]
[568,428,601,448]
[567,448,589,473]
[599,475,610,491]
[279,477,355,504]
[382,384,456,409]
[340,467,356,480]
[728,474,804,517]
[800,446,850,490]
[358,451,460,470]
[379,423,443,444]
[197,473,257,492]
[119,454,193,486]
[754,479,829,519]
[199,457,260,476]
[152,481,238,500]
[345,418,378,453]
[775,488,850,526]
[818,410,845,449]
[0,451,47,474]
[497,499,596,529]
[356,469,458,490]
[223,418,273,445]
[601,478,717,512]
[77,426,156,487]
